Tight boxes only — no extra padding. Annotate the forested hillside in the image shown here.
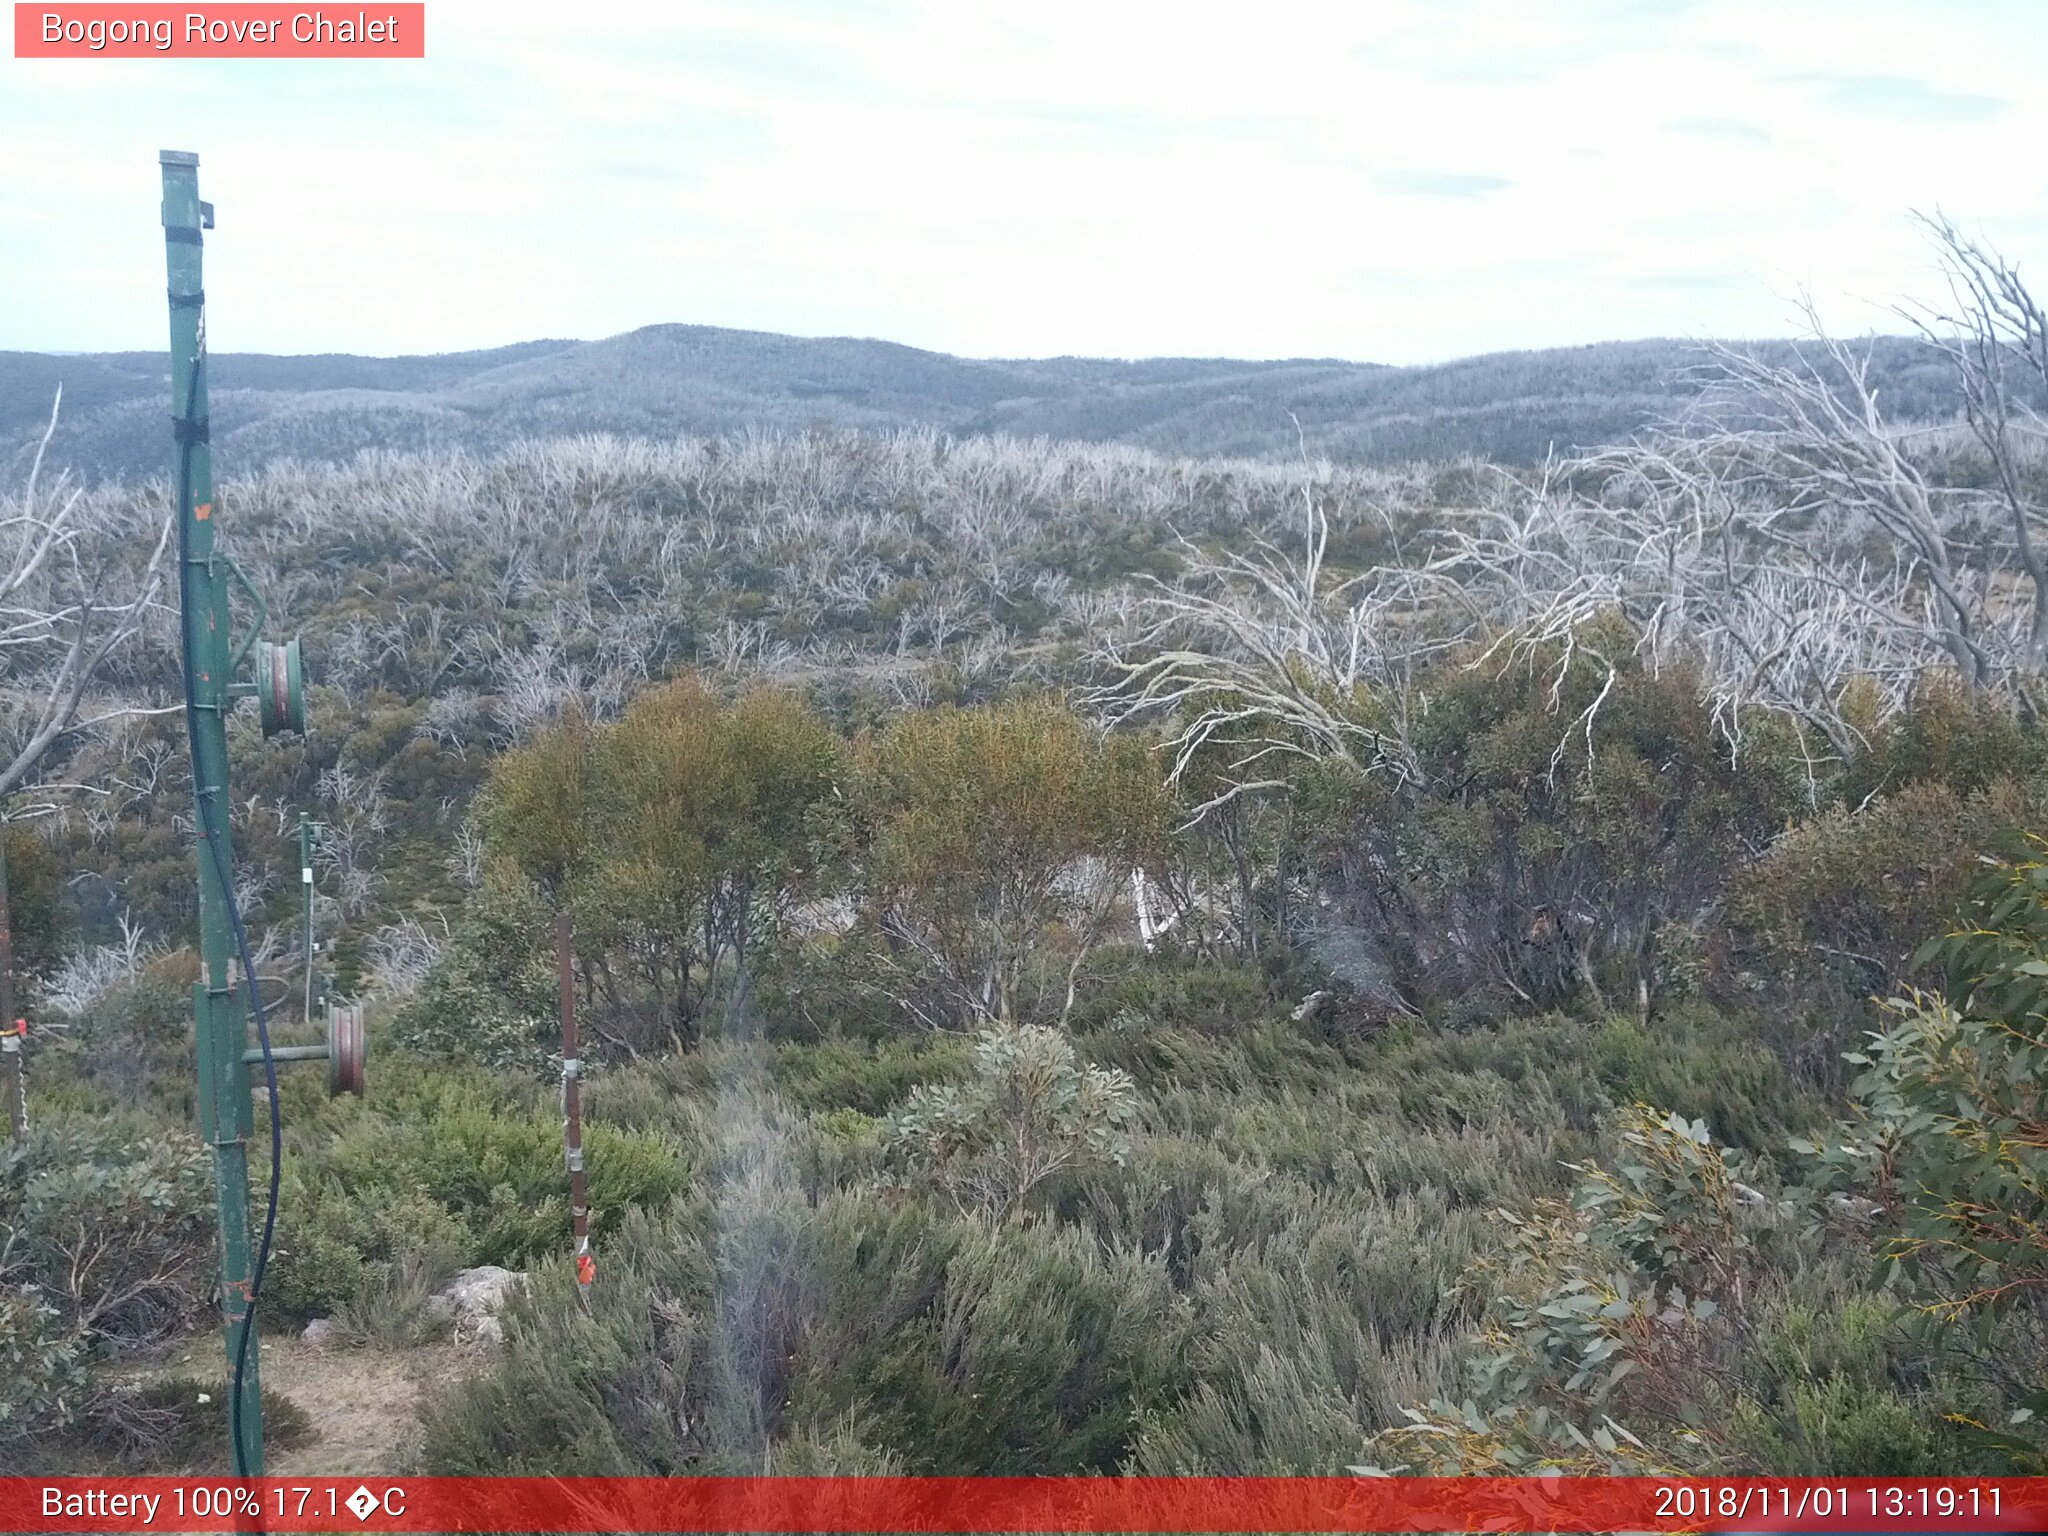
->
[2,327,1965,485]
[8,219,2048,1478]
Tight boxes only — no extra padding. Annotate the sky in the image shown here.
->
[3,0,2046,365]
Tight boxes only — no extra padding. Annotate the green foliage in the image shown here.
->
[1719,1292,1978,1474]
[1832,850,2048,1333]
[1836,677,2048,807]
[1364,1107,1768,1473]
[1572,1107,1740,1280]
[479,708,592,900]
[0,1120,214,1461]
[769,1032,970,1116]
[1126,1176,1474,1473]
[391,868,556,1073]
[402,1098,685,1263]
[482,677,846,1051]
[819,1214,1183,1472]
[1730,775,2048,1000]
[270,1053,686,1319]
[857,697,1168,1026]
[0,1290,87,1448]
[265,1174,469,1325]
[39,975,194,1122]
[887,1024,1139,1220]
[423,1180,1186,1476]
[2,825,67,987]
[0,1119,215,1345]
[1586,1007,1815,1153]
[1067,951,1274,1038]
[1304,637,1805,1013]
[1756,849,2048,1468]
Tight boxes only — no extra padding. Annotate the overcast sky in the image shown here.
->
[4,0,2044,364]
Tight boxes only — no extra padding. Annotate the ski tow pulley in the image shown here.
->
[257,636,307,738]
[327,1004,366,1098]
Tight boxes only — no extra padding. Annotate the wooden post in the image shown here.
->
[557,911,593,1302]
[0,825,23,1143]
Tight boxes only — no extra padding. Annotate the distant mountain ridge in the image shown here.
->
[0,323,1961,484]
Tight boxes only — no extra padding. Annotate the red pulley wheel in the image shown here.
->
[327,1004,366,1098]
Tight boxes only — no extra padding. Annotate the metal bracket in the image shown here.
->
[237,1004,365,1098]
[224,555,268,674]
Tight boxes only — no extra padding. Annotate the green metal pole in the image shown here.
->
[161,148,264,1476]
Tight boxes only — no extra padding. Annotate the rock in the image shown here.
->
[461,1314,507,1350]
[428,1264,527,1326]
[301,1318,341,1350]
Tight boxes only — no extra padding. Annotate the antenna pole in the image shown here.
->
[301,813,315,1025]
[162,148,265,1476]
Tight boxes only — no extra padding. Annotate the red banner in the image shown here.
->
[12,5,424,58]
[1,1477,2044,1534]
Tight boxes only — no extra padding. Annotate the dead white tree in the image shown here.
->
[1095,477,1436,818]
[1901,210,2048,686]
[1100,217,2048,821]
[0,392,174,798]
[1690,312,2004,695]
[1,393,173,1138]
[1421,436,1931,777]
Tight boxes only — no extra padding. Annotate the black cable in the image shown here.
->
[176,352,282,1479]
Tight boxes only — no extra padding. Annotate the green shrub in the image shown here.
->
[1787,848,2048,1463]
[1786,851,2048,1320]
[800,1213,1184,1472]
[0,1119,214,1344]
[771,1033,969,1116]
[1363,1106,1769,1473]
[1720,1292,1978,1473]
[1835,678,2048,808]
[41,977,194,1121]
[391,870,556,1073]
[2,826,67,988]
[424,1174,1189,1476]
[266,1175,469,1323]
[0,1291,87,1450]
[416,1101,687,1263]
[1066,952,1273,1038]
[1587,1005,1827,1152]
[887,1024,1138,1221]
[0,1119,218,1466]
[578,1049,715,1132]
[273,1054,686,1302]
[1305,633,1806,1013]
[1130,1181,1467,1473]
[1729,775,2048,1001]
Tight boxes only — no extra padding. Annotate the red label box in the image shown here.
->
[3,1476,2046,1534]
[13,4,425,57]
